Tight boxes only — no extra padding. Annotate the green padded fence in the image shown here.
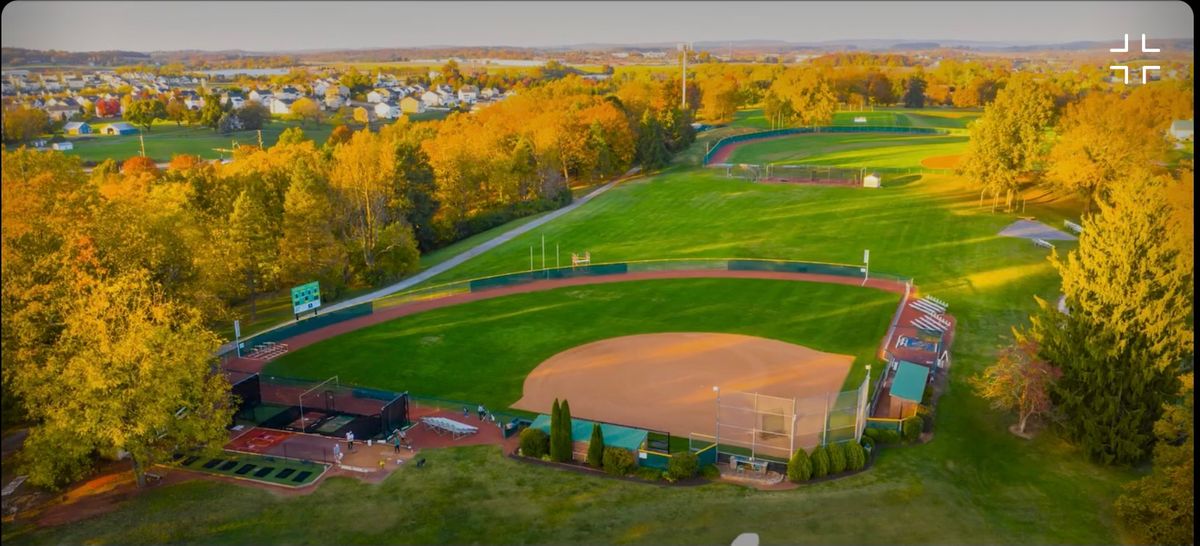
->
[240,301,373,350]
[467,263,629,291]
[704,125,948,165]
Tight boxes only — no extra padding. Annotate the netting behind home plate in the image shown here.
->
[714,377,868,460]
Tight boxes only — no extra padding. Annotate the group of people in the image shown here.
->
[464,404,497,423]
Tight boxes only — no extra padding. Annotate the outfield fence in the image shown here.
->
[703,125,949,166]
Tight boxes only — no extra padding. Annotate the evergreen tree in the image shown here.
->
[810,445,831,478]
[557,399,574,462]
[903,74,927,108]
[549,398,561,461]
[636,110,669,170]
[787,447,813,483]
[277,171,347,297]
[587,423,605,468]
[1030,174,1192,464]
[224,187,278,320]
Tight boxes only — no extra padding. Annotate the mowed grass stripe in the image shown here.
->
[265,278,898,408]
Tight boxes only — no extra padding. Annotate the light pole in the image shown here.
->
[678,43,692,109]
[712,385,720,460]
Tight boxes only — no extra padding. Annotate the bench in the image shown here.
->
[729,455,768,475]
[1063,220,1083,234]
[1033,238,1055,250]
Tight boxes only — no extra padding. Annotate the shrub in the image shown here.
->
[519,428,549,459]
[667,452,700,481]
[828,442,847,474]
[587,423,605,468]
[810,446,831,479]
[902,416,922,443]
[922,384,935,406]
[916,405,935,431]
[863,427,882,442]
[787,448,813,483]
[860,436,876,455]
[877,429,901,445]
[844,441,866,471]
[700,464,721,479]
[602,447,635,476]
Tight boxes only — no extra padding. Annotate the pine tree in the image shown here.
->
[225,187,278,320]
[787,447,813,482]
[1030,174,1192,464]
[548,399,561,461]
[587,423,605,468]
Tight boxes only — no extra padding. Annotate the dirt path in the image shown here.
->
[226,270,906,374]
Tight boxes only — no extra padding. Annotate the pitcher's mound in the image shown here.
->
[513,333,853,439]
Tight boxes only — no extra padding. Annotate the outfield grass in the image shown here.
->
[264,278,897,406]
[723,133,968,168]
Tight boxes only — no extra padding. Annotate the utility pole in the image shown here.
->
[257,129,263,149]
[678,42,692,109]
[139,133,146,157]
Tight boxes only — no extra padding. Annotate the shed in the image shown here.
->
[63,121,91,135]
[891,360,931,403]
[102,122,137,135]
[863,172,882,188]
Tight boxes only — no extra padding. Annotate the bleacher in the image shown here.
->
[245,342,289,361]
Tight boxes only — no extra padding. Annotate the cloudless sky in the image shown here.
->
[1,1,1193,52]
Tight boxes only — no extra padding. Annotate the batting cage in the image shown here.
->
[226,371,410,440]
[762,164,864,186]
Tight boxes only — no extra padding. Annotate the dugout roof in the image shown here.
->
[891,360,930,403]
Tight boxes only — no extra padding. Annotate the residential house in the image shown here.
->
[421,90,442,107]
[352,105,375,123]
[44,104,77,121]
[399,96,425,114]
[51,141,74,151]
[457,85,479,103]
[222,91,245,109]
[278,86,302,100]
[367,89,392,104]
[324,94,345,109]
[480,87,500,100]
[249,89,274,104]
[374,101,400,120]
[1169,119,1193,141]
[63,121,92,135]
[102,122,138,135]
[269,98,295,115]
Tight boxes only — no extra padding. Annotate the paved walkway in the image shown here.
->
[221,169,637,353]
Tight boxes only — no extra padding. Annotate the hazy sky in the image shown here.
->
[1,1,1193,51]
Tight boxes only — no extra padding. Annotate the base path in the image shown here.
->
[512,333,852,441]
[225,270,906,374]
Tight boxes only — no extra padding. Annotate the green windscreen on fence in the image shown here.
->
[468,263,629,292]
[529,414,648,452]
[704,126,946,165]
[241,302,373,348]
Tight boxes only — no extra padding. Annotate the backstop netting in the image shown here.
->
[714,376,870,461]
[764,164,863,186]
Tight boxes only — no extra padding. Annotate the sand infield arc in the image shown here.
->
[512,333,853,446]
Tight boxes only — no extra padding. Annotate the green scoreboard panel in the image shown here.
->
[290,281,321,315]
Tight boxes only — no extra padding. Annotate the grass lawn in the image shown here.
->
[58,120,335,163]
[263,278,898,407]
[723,133,968,168]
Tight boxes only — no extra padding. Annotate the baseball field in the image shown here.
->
[6,108,1134,546]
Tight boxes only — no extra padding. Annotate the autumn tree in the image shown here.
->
[698,74,739,124]
[2,106,50,143]
[766,66,837,127]
[1115,374,1194,545]
[276,126,309,147]
[326,125,353,147]
[125,98,166,132]
[223,187,278,319]
[12,273,232,489]
[959,73,1053,210]
[289,97,322,126]
[121,156,159,178]
[1028,173,1192,464]
[1046,92,1168,211]
[196,94,226,130]
[973,333,1060,436]
[235,101,270,131]
[165,99,190,126]
[278,171,347,295]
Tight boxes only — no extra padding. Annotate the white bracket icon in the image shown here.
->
[1111,34,1159,84]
